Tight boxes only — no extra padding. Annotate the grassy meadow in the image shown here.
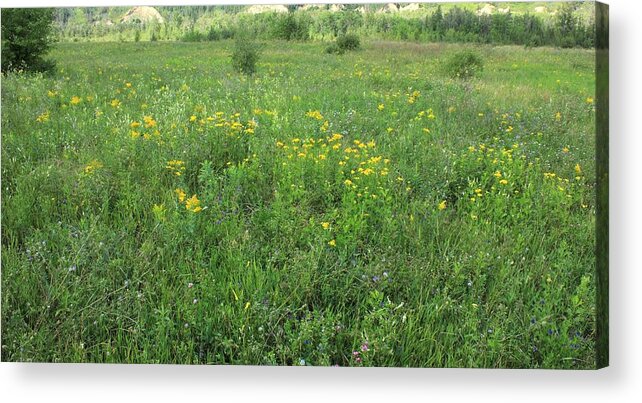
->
[1,40,597,367]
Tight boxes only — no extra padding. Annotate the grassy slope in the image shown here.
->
[1,40,596,367]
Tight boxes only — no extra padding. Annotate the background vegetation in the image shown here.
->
[50,2,595,49]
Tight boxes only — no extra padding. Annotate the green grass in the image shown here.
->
[1,40,597,367]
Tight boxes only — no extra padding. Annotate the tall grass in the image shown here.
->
[1,40,597,367]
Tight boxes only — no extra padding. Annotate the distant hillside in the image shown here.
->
[52,2,595,49]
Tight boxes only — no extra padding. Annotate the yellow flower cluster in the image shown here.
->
[305,110,324,120]
[130,116,161,141]
[83,159,103,175]
[36,111,50,123]
[166,160,186,176]
[415,108,436,121]
[143,115,157,128]
[188,111,256,136]
[407,90,420,104]
[175,188,202,213]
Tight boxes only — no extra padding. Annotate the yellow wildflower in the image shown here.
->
[321,222,330,230]
[143,115,157,128]
[575,164,582,175]
[438,200,447,210]
[185,195,202,213]
[175,188,186,203]
[36,111,50,123]
[328,239,336,247]
[166,160,185,176]
[83,159,103,175]
[499,179,508,185]
[110,99,121,108]
[70,96,82,105]
[305,110,324,120]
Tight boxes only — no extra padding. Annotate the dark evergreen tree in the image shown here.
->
[1,8,56,73]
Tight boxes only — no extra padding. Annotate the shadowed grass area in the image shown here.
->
[1,40,597,367]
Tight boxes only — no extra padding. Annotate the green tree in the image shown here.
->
[1,8,56,73]
[231,36,260,75]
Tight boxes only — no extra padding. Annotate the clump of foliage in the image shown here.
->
[325,43,343,55]
[231,36,260,75]
[207,26,234,41]
[444,50,484,79]
[273,13,310,41]
[326,33,360,55]
[337,33,360,51]
[181,29,207,42]
[1,8,56,73]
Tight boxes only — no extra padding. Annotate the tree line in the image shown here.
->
[14,4,596,50]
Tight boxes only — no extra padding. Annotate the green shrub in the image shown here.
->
[444,50,484,79]
[274,14,310,41]
[336,33,360,51]
[207,27,220,41]
[325,43,344,55]
[181,30,206,42]
[231,37,260,75]
[1,8,56,73]
[326,33,360,55]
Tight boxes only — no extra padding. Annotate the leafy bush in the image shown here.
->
[444,50,484,79]
[326,33,360,55]
[181,30,207,42]
[207,26,235,41]
[1,8,56,73]
[336,33,360,51]
[325,43,344,55]
[273,14,310,41]
[231,37,260,75]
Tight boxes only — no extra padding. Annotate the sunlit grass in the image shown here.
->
[1,40,596,367]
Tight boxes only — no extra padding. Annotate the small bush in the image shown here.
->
[325,43,344,55]
[181,30,206,42]
[326,34,360,55]
[274,14,310,41]
[336,34,360,51]
[231,37,260,75]
[444,50,484,79]
[207,27,220,41]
